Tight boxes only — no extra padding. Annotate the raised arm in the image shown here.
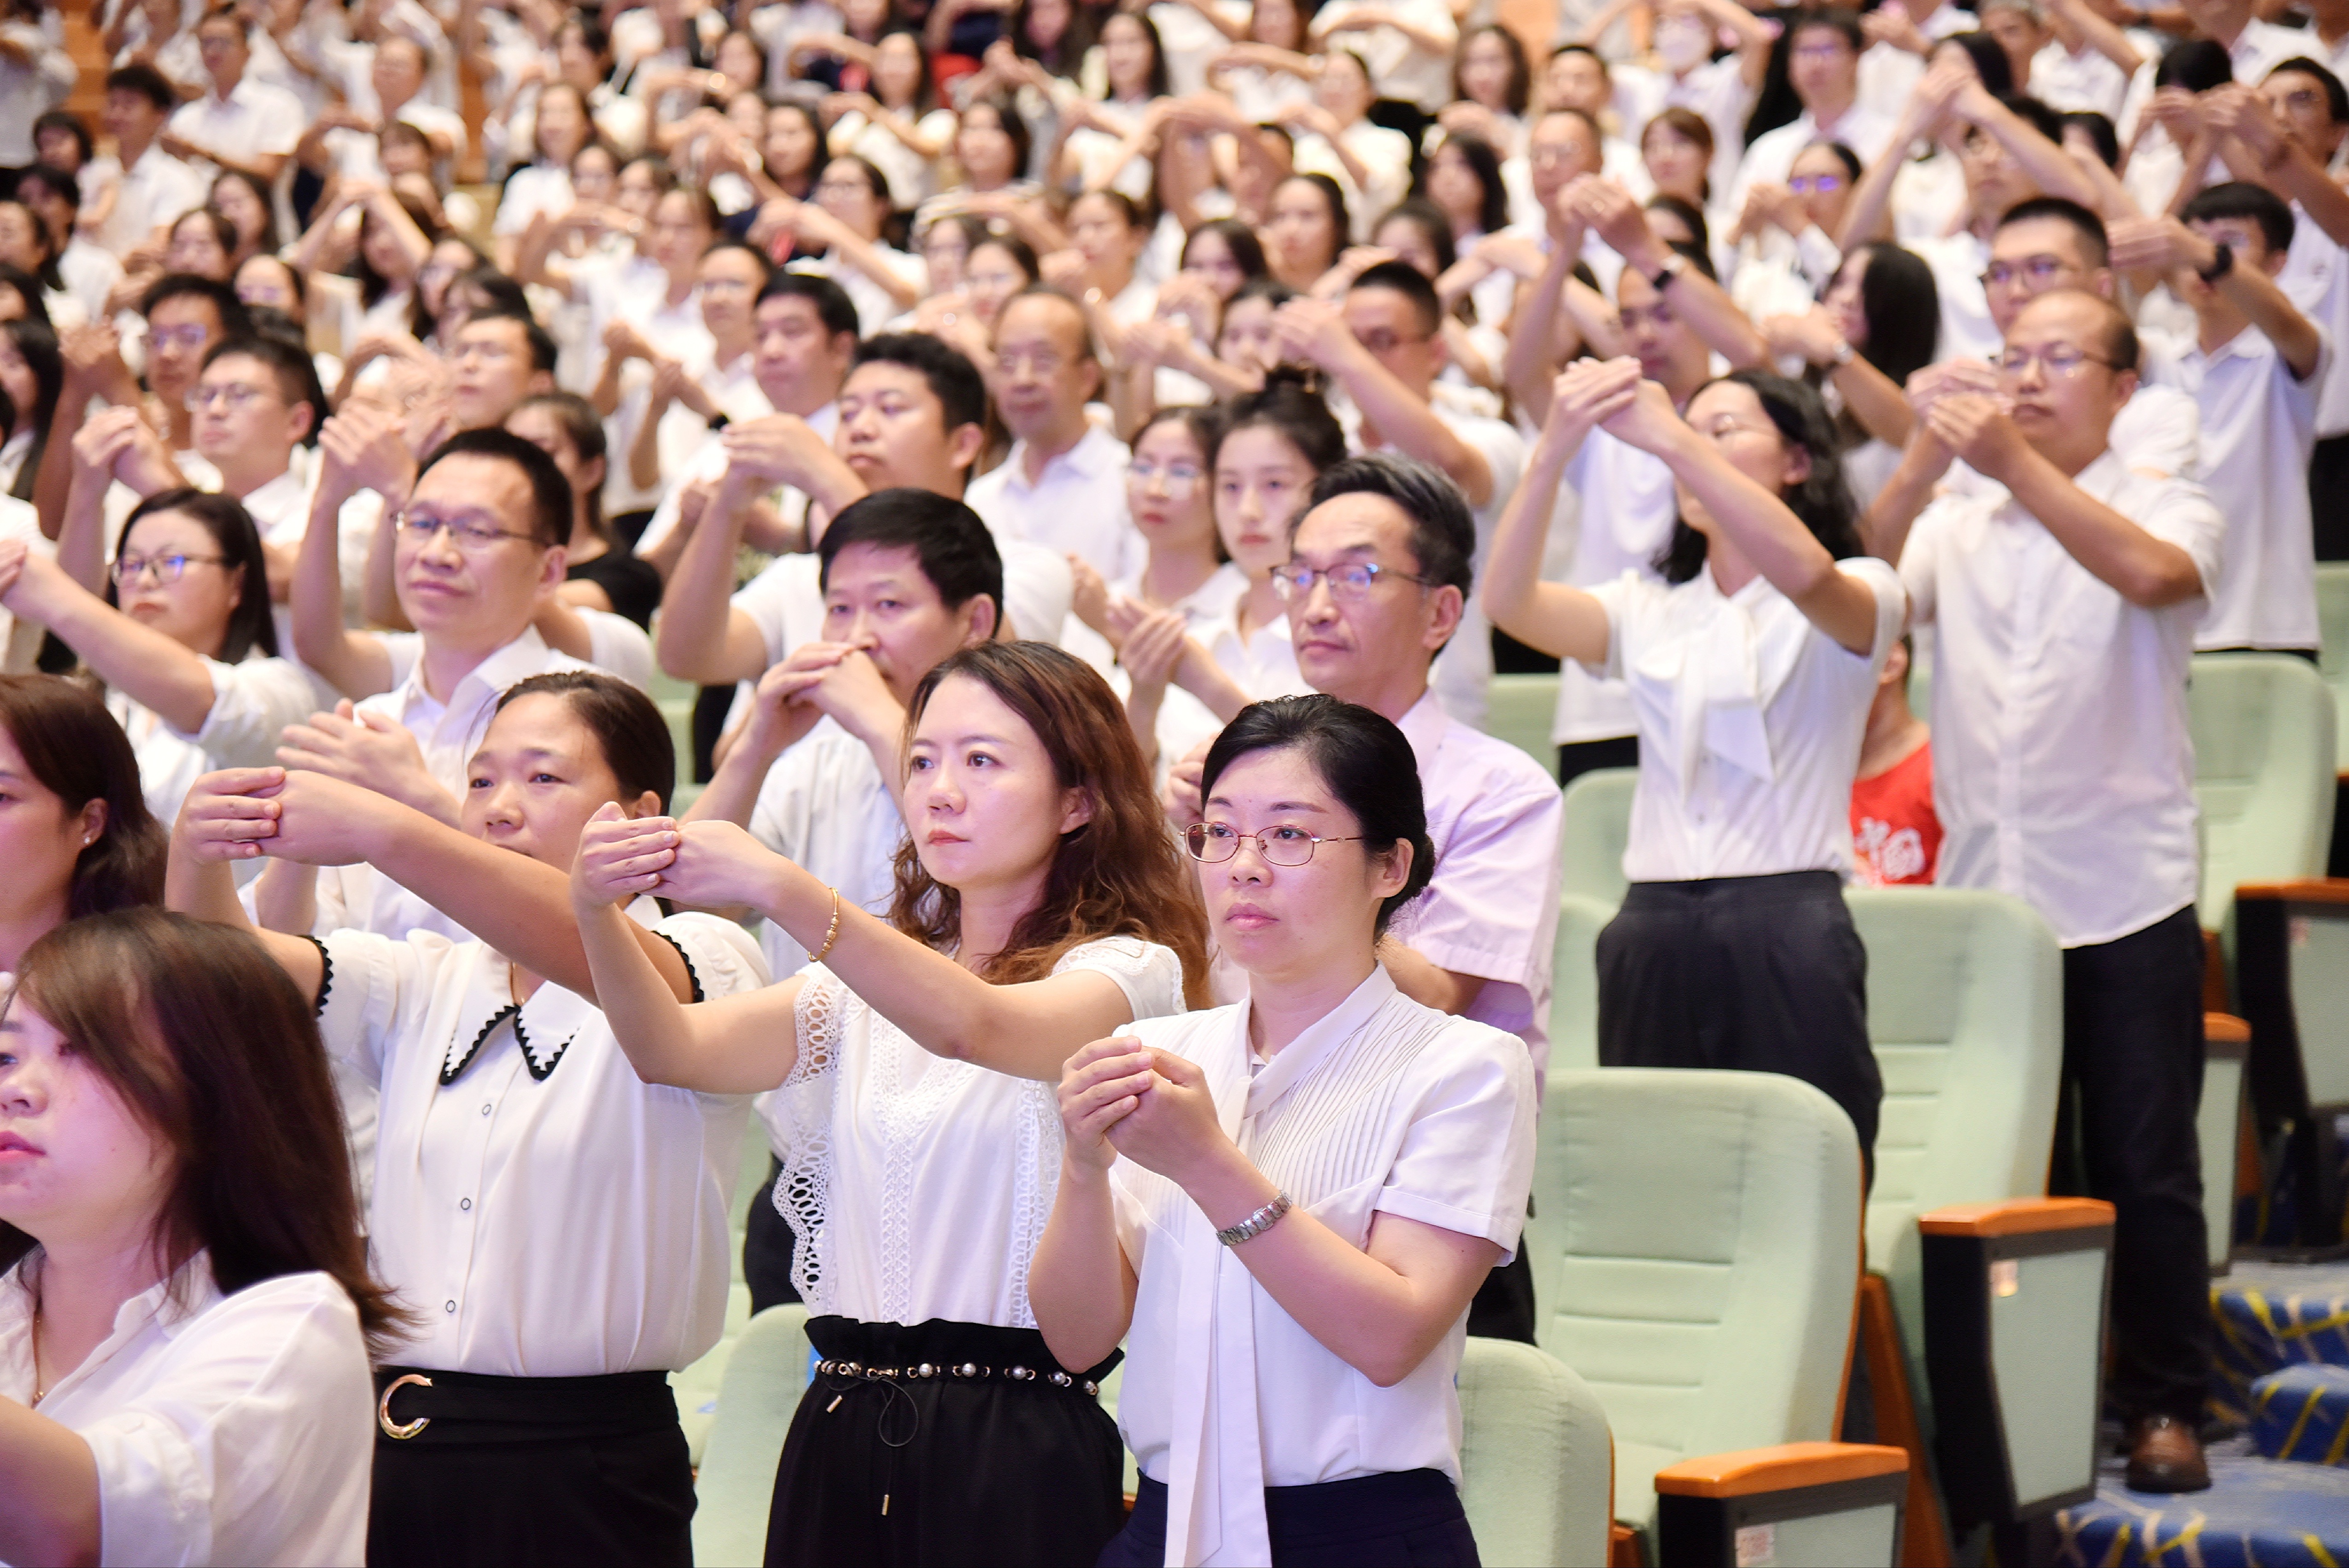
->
[0,546,222,731]
[1953,81,2102,210]
[293,406,406,699]
[1272,296,1495,505]
[1480,358,1630,665]
[1577,181,1766,368]
[2109,213,2323,379]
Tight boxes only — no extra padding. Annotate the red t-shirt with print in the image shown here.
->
[1851,740,1941,887]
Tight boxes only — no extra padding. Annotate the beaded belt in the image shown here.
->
[813,1358,1102,1398]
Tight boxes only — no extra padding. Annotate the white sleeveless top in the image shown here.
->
[762,936,1186,1327]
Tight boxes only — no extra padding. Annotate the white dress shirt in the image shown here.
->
[1386,692,1565,1088]
[2028,39,2134,118]
[2279,215,2349,439]
[1194,597,1309,720]
[1910,232,2001,365]
[1110,965,1536,1567]
[1293,119,1414,242]
[84,143,210,259]
[0,12,73,166]
[165,76,304,179]
[1591,555,1906,884]
[765,937,1186,1325]
[2143,323,2326,651]
[743,717,903,977]
[1554,428,1679,745]
[108,653,317,828]
[312,627,595,942]
[1900,450,2222,947]
[0,1254,373,1568]
[788,245,925,338]
[966,422,1144,585]
[1728,105,1900,216]
[1613,56,1755,201]
[318,908,768,1376]
[57,239,124,327]
[1309,0,1458,111]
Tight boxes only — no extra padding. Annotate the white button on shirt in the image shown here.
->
[0,1255,374,1568]
[1110,966,1536,1568]
[2141,324,2326,651]
[965,422,1145,585]
[1591,556,1906,884]
[764,937,1187,1327]
[1901,450,2222,947]
[1387,693,1564,1089]
[318,908,770,1376]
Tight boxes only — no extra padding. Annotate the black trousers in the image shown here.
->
[1595,871,1881,1184]
[367,1366,693,1568]
[767,1317,1126,1568]
[1558,734,1639,793]
[2048,904,2212,1423]
[1100,1469,1481,1568]
[2312,433,2349,560]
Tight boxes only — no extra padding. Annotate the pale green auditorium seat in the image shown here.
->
[1548,892,1615,1075]
[1455,1337,1616,1568]
[1485,672,1561,779]
[1528,1068,1864,1541]
[1559,767,1637,909]
[694,1303,812,1568]
[2188,652,2335,933]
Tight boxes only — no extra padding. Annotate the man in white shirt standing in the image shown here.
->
[965,287,1143,584]
[2114,187,2326,655]
[159,6,304,189]
[1883,289,2223,1494]
[1730,9,1901,213]
[87,63,206,260]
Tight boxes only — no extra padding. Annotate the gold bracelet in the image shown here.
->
[811,886,842,964]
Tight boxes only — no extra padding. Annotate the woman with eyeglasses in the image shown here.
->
[1484,361,1907,1182]
[1729,140,1861,326]
[570,640,1210,1568]
[1761,241,1941,509]
[755,153,923,337]
[0,490,312,833]
[1030,692,1537,1568]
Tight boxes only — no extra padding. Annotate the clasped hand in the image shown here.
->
[572,804,775,911]
[1058,1037,1228,1181]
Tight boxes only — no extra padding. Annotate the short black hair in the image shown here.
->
[197,4,249,37]
[32,111,91,166]
[852,332,986,431]
[2268,56,2349,125]
[140,273,250,336]
[1995,194,2109,268]
[113,489,276,662]
[200,335,325,445]
[463,307,558,373]
[1940,32,2013,96]
[105,62,177,111]
[496,671,675,812]
[701,235,774,284]
[1304,451,1476,603]
[1791,6,1864,52]
[1348,258,1443,336]
[2061,110,2121,168]
[415,427,572,548]
[759,269,860,340]
[2155,36,2232,94]
[1994,91,2065,147]
[818,487,1005,629]
[2183,180,2296,255]
[1199,694,1434,938]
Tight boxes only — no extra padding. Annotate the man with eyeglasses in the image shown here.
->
[1272,262,1524,728]
[1888,287,2224,1493]
[1726,9,1899,218]
[262,427,595,945]
[964,286,1145,585]
[1269,451,1561,1341]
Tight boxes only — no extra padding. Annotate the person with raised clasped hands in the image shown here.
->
[1030,693,1537,1568]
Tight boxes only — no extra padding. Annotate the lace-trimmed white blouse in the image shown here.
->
[761,936,1186,1328]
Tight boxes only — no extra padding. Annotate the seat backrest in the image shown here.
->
[2315,564,2349,749]
[1487,673,1561,779]
[1559,767,1637,909]
[1457,1336,1616,1568]
[2189,653,2337,928]
[1848,887,2063,1432]
[1528,1069,1862,1523]
[1548,893,1615,1076]
[693,1304,812,1567]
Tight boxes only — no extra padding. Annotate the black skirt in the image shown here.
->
[1099,1470,1481,1567]
[765,1316,1127,1568]
[367,1365,693,1568]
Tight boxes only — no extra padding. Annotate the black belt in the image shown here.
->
[374,1365,677,1445]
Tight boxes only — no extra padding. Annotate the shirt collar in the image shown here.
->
[1239,963,1399,1120]
[1391,688,1449,768]
[1006,422,1119,489]
[395,625,559,713]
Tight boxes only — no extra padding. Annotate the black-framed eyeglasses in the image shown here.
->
[1185,822,1367,866]
[113,551,229,585]
[393,509,539,550]
[1269,561,1431,602]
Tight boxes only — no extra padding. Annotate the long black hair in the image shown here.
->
[1655,370,1862,584]
[1845,241,1939,388]
[2,315,61,503]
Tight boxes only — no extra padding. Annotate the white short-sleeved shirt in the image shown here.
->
[493,163,574,237]
[2142,323,2326,651]
[85,144,210,259]
[1591,555,1907,883]
[1901,449,2222,947]
[2029,40,2133,118]
[1385,692,1564,1088]
[1309,0,1458,111]
[965,423,1145,585]
[1110,965,1536,1566]
[0,1255,373,1568]
[1910,232,1999,366]
[765,936,1187,1327]
[317,909,769,1376]
[787,246,925,338]
[1292,120,1413,242]
[742,717,903,976]
[1728,105,1900,217]
[2279,214,2349,439]
[1554,428,1680,744]
[109,654,317,828]
[832,109,961,209]
[166,76,304,178]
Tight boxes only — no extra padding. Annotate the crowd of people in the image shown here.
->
[0,0,2327,1556]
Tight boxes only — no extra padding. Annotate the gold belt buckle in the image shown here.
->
[378,1373,434,1440]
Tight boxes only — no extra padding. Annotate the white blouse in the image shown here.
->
[107,654,319,830]
[765,936,1186,1328]
[1590,555,1907,883]
[0,1254,374,1567]
[316,907,771,1377]
[1110,965,1537,1567]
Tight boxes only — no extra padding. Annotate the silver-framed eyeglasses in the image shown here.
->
[1185,822,1366,866]
[1990,344,2116,379]
[1269,561,1431,602]
[393,508,538,549]
[113,551,228,585]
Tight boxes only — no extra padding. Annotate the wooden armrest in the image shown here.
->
[2237,879,2349,906]
[2205,1012,2249,1045]
[1654,1442,1906,1498]
[1919,1197,2114,1237]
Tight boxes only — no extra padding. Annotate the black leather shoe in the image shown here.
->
[2124,1415,2211,1492]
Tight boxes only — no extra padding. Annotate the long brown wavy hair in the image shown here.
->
[888,641,1211,1005]
[0,911,411,1357]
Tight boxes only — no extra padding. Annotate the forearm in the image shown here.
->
[1031,1160,1137,1375]
[627,396,668,489]
[1170,640,1258,722]
[1862,432,1946,563]
[1832,354,1914,447]
[1329,352,1488,502]
[1980,102,2100,207]
[250,857,319,935]
[2003,450,2203,605]
[529,596,596,661]
[1834,140,1906,251]
[295,487,393,696]
[1377,936,1486,1014]
[54,470,108,589]
[29,577,220,732]
[654,501,760,682]
[2220,261,2324,379]
[575,890,741,1083]
[1655,265,1766,367]
[680,727,780,828]
[0,1404,100,1568]
[1483,438,1570,638]
[1503,249,1576,421]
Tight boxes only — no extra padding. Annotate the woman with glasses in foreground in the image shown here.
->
[1482,359,1908,1182]
[1031,693,1538,1567]
[570,641,1210,1568]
